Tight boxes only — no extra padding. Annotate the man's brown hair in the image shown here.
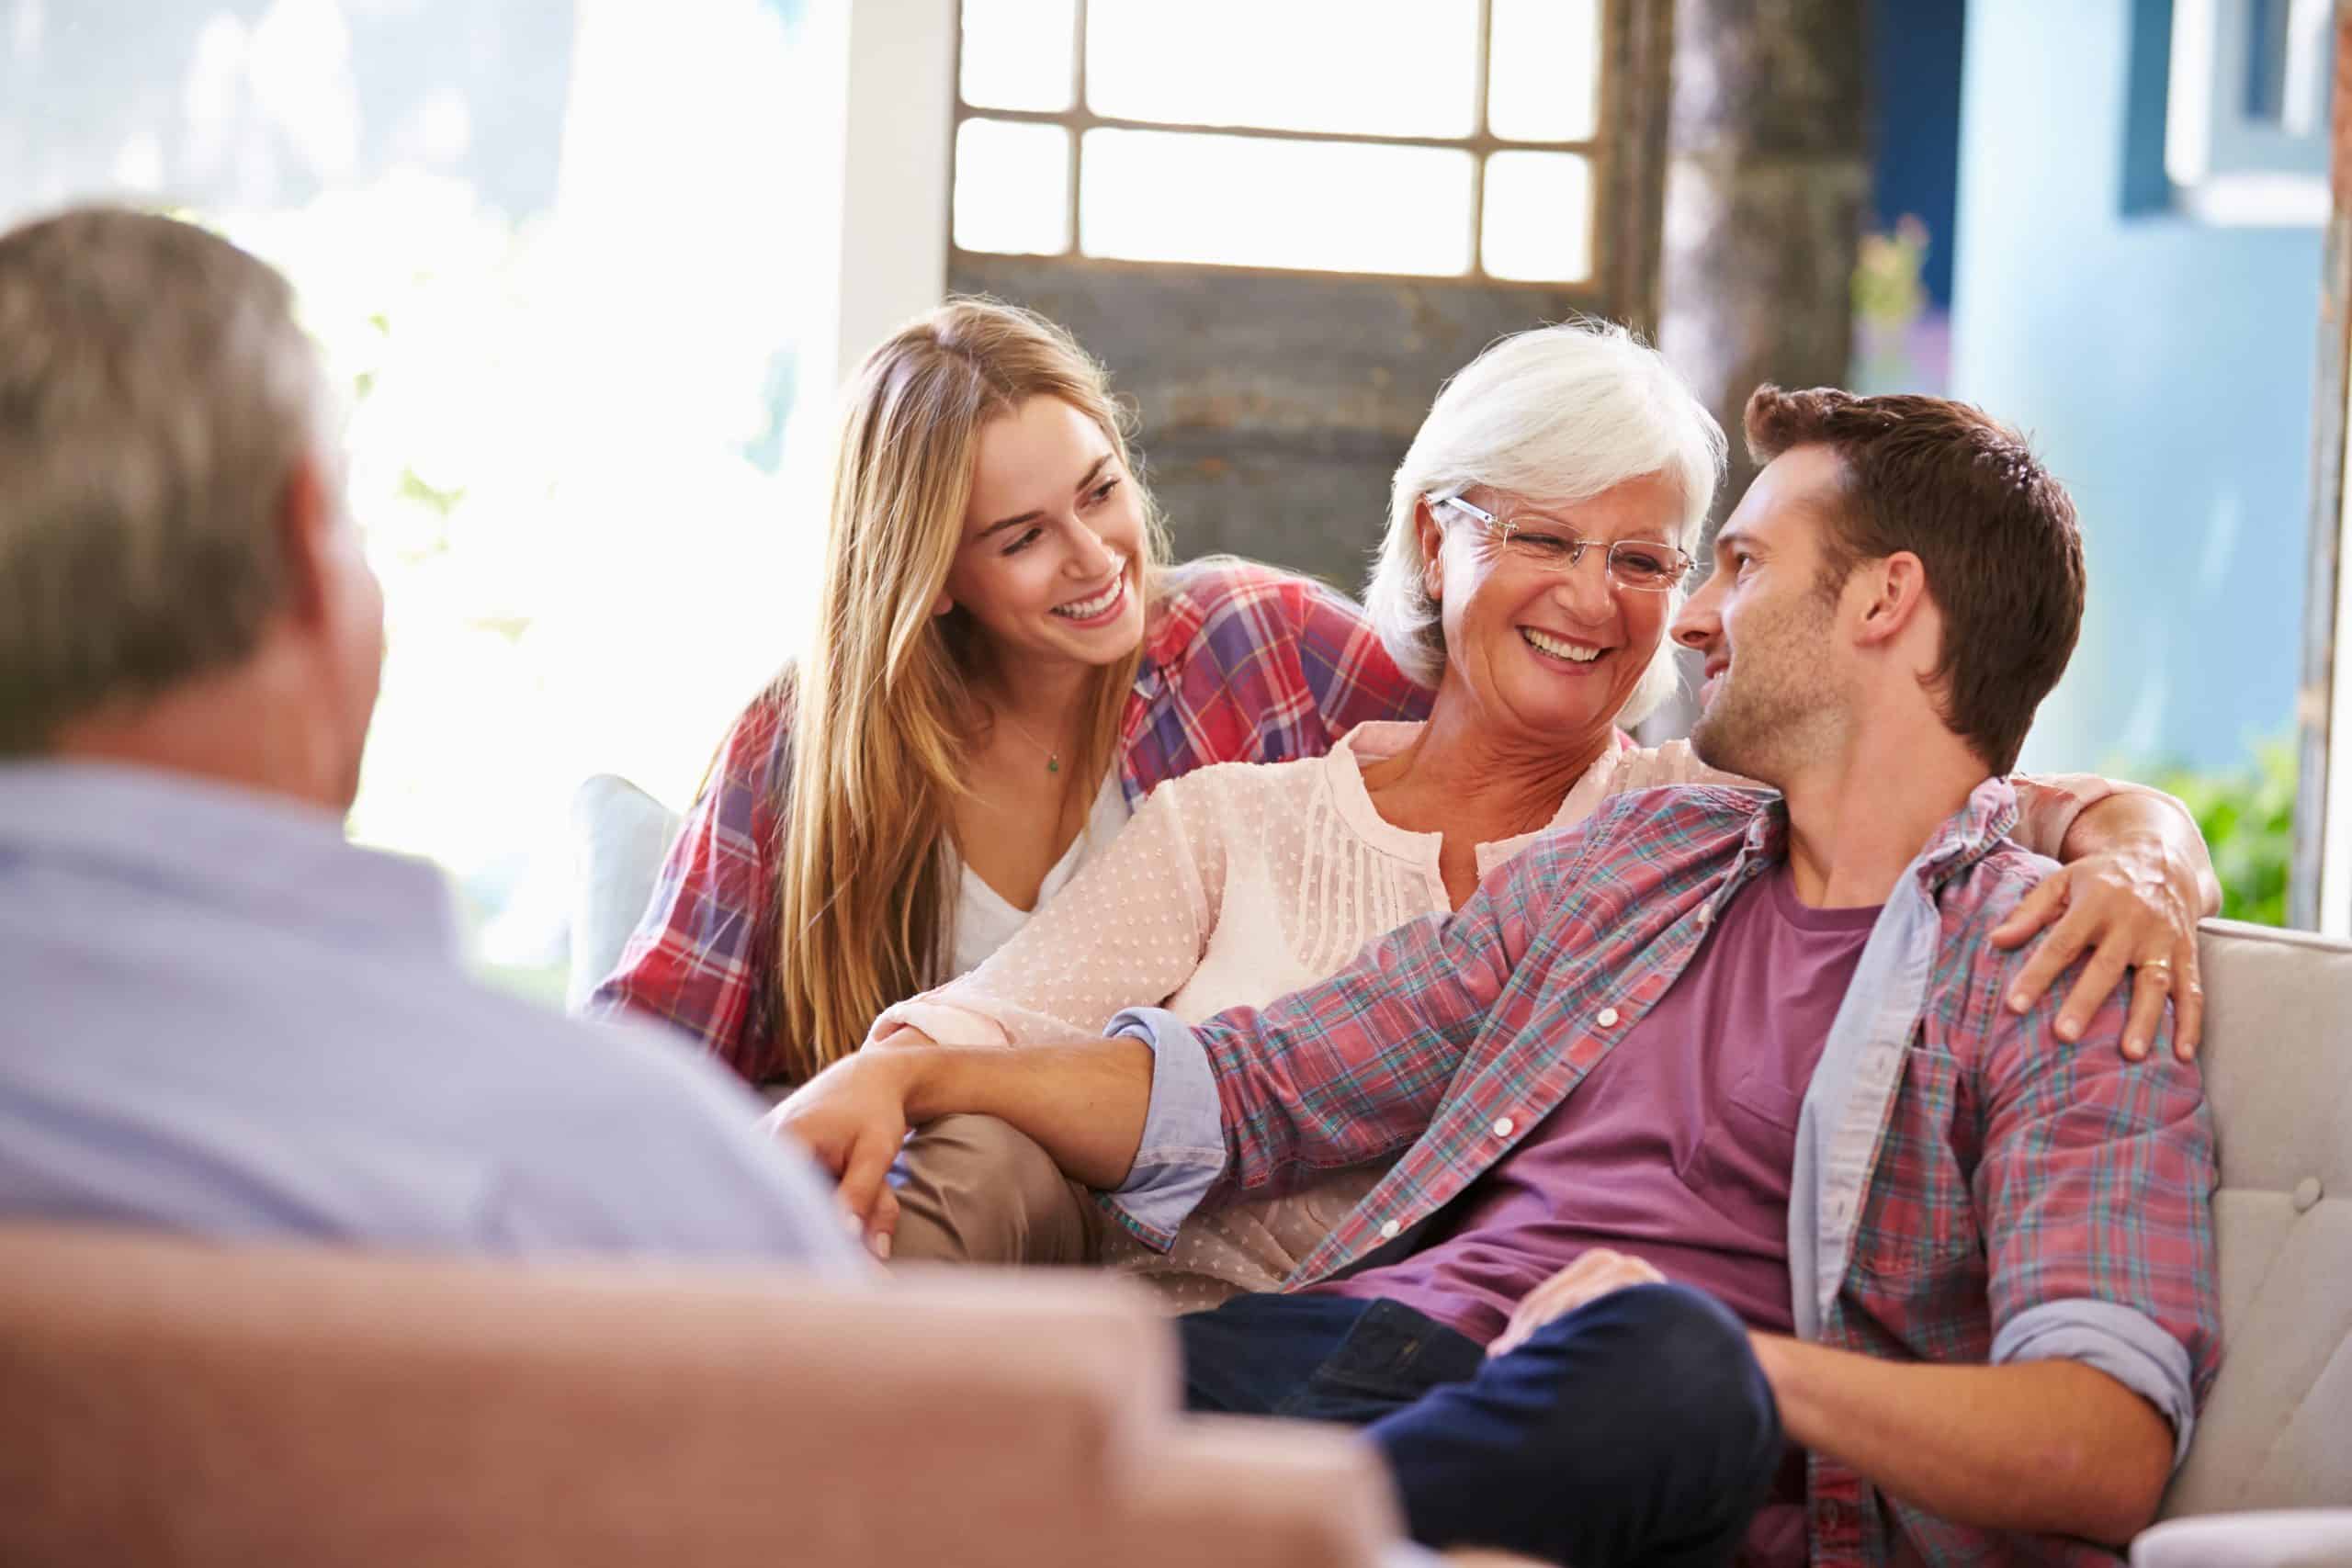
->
[1744,386,2085,775]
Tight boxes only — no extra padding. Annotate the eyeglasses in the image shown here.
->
[1430,492,1694,593]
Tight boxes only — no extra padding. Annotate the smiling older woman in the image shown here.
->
[854,320,2219,1292]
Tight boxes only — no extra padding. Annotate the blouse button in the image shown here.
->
[1492,1117,1515,1138]
[1597,1007,1620,1028]
[1379,1219,1403,1241]
[1696,904,1713,927]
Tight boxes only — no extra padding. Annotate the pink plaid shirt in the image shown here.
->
[587,558,1430,1082]
[1110,779,2222,1567]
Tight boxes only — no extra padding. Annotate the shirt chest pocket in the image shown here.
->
[1675,1065,1806,1242]
[1847,1046,1984,1284]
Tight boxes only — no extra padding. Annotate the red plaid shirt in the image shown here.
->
[1111,779,2221,1566]
[588,558,1430,1081]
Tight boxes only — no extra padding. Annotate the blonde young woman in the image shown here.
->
[834,320,2221,1291]
[590,300,1429,1252]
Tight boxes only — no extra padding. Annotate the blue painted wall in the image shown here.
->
[1871,0,1967,309]
[1951,0,2322,773]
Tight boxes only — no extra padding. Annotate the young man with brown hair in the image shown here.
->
[777,388,2221,1567]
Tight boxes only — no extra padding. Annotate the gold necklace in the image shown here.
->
[998,711,1063,774]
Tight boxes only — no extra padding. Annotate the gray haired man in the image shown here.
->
[0,205,864,1270]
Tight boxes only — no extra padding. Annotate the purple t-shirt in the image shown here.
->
[1312,860,1879,1344]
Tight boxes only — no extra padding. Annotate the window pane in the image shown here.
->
[1487,0,1601,142]
[1083,130,1473,275]
[960,0,1076,112]
[1481,151,1594,281]
[1086,0,1478,138]
[956,118,1071,254]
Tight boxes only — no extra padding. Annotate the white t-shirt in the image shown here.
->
[946,768,1131,980]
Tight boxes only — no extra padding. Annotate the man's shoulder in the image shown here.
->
[438,981,771,1139]
[300,976,849,1262]
[1552,781,1772,863]
[0,945,803,1251]
[1922,840,2091,1069]
[469,1001,859,1269]
[1937,840,2057,953]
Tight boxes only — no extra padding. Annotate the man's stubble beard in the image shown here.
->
[1688,594,1845,787]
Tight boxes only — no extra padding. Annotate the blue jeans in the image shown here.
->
[1179,1283,1782,1568]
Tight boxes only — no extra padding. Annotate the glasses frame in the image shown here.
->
[1430,491,1695,592]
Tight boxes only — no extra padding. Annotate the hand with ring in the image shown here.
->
[1989,837,2207,1061]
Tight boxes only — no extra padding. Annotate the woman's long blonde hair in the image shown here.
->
[772,299,1165,1082]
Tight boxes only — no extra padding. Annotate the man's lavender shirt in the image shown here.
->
[0,761,867,1274]
[1310,862,1876,1345]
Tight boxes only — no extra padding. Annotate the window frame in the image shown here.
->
[946,0,1634,296]
[2127,0,2334,225]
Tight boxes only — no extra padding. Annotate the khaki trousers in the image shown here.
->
[888,1113,1105,1266]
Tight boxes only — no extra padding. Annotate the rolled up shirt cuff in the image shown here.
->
[1100,1006,1227,1251]
[1992,1297,2199,1469]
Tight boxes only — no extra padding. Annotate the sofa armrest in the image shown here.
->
[1116,1416,1402,1568]
[0,1225,1182,1568]
[2132,1509,2352,1568]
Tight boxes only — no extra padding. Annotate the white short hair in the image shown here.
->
[0,207,334,752]
[1364,318,1725,727]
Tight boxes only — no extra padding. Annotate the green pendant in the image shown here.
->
[1047,757,1060,773]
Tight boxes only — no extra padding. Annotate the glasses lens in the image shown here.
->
[1607,543,1682,591]
[1502,524,1580,570]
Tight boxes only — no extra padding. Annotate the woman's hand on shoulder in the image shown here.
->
[1988,840,2205,1062]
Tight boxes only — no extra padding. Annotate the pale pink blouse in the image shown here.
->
[873,721,2110,1309]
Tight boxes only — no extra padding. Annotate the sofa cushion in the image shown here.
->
[2159,920,2352,1517]
[567,773,683,1010]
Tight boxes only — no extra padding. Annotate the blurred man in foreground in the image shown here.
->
[0,205,862,1274]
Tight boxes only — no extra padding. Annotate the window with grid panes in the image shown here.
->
[951,0,1611,287]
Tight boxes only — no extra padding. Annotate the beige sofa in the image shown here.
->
[4,919,2346,1563]
[0,1230,1400,1568]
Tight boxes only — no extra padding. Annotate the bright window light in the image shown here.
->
[1487,0,1601,142]
[1081,129,1473,275]
[114,0,833,1001]
[959,0,1076,112]
[1084,0,1479,138]
[955,118,1072,254]
[1481,151,1594,282]
[956,0,1614,281]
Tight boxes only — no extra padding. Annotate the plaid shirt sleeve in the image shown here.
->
[583,684,792,1083]
[1192,827,1562,1198]
[1962,893,2222,1460]
[1276,569,1431,743]
[1132,562,1430,791]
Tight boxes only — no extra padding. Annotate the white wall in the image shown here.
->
[825,0,955,387]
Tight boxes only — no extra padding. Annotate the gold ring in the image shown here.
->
[2139,957,2173,972]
